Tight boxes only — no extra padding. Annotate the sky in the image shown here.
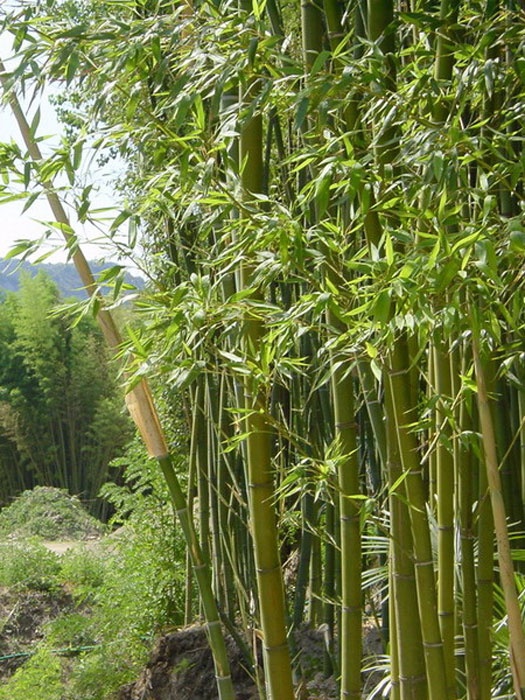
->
[0,30,126,265]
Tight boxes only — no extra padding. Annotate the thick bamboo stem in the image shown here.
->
[388,338,450,700]
[385,383,427,700]
[239,73,294,700]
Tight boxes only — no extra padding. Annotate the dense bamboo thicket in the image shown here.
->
[1,0,525,698]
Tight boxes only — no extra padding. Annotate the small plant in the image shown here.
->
[0,540,60,590]
[59,546,107,600]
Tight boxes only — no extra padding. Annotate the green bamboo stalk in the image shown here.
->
[365,4,450,697]
[476,428,493,700]
[239,67,294,700]
[472,327,525,698]
[518,374,525,526]
[308,503,322,627]
[195,377,211,570]
[0,61,236,700]
[300,3,362,694]
[331,363,362,700]
[389,566,401,700]
[458,350,481,700]
[433,332,456,694]
[217,373,237,620]
[294,488,315,629]
[387,338,450,700]
[207,375,223,600]
[385,378,427,700]
[185,398,199,624]
[432,0,460,123]
[323,500,337,678]
[428,350,437,510]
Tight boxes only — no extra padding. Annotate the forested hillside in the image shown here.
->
[0,1,525,699]
[0,272,131,515]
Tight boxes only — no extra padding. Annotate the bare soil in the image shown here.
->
[0,586,73,680]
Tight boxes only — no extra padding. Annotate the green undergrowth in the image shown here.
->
[0,444,187,699]
[0,540,61,590]
[0,487,105,541]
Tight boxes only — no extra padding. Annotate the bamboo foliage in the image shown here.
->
[1,1,525,699]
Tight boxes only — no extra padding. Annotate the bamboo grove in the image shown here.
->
[1,0,525,698]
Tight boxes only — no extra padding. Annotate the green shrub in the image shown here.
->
[0,486,105,541]
[59,547,107,599]
[44,613,95,650]
[0,649,63,700]
[62,441,187,697]
[65,647,134,700]
[0,541,60,590]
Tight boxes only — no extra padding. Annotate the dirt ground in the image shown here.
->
[0,586,74,679]
[116,623,385,700]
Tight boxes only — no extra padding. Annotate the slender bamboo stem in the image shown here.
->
[472,328,525,699]
[458,349,481,700]
[433,332,456,693]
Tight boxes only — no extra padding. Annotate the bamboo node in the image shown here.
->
[207,620,222,628]
[437,525,454,532]
[340,514,360,522]
[388,368,408,377]
[263,642,289,653]
[392,573,415,581]
[414,560,434,567]
[398,673,426,683]
[438,611,454,618]
[342,605,361,613]
[216,675,232,683]
[422,641,444,648]
[334,421,357,430]
[256,564,280,574]
[247,482,270,490]
[193,563,208,571]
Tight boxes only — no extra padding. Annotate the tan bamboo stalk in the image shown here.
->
[472,327,525,699]
[0,60,235,700]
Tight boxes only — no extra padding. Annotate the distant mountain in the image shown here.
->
[0,258,144,299]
